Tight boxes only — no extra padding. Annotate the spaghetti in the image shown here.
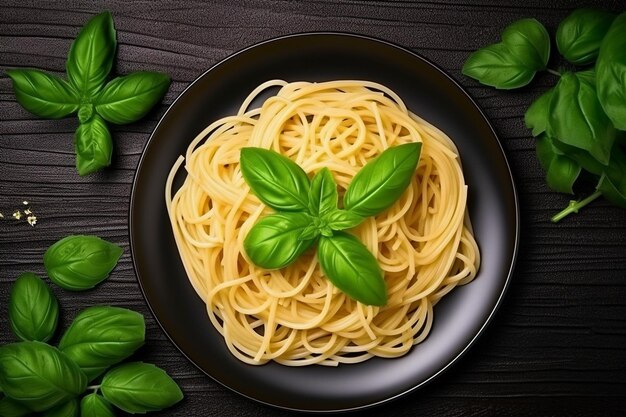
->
[166,80,480,366]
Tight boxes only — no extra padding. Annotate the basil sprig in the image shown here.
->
[464,9,626,221]
[241,142,421,306]
[5,11,170,176]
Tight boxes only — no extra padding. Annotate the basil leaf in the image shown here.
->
[66,12,116,97]
[318,232,386,306]
[95,72,170,125]
[0,342,87,412]
[463,44,535,89]
[9,272,59,342]
[463,19,549,89]
[525,88,553,137]
[597,12,626,130]
[323,209,364,231]
[0,397,31,417]
[548,71,615,165]
[557,9,615,65]
[597,173,626,208]
[552,140,606,176]
[43,235,123,291]
[344,142,421,217]
[5,70,79,118]
[59,306,145,381]
[240,147,310,211]
[80,394,115,417]
[243,212,315,269]
[42,398,79,417]
[308,168,338,216]
[536,134,582,194]
[501,18,550,71]
[101,362,183,414]
[74,115,113,176]
[78,104,94,124]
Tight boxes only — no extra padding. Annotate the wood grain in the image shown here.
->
[1,1,625,416]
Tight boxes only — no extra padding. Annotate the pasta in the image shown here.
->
[165,80,480,366]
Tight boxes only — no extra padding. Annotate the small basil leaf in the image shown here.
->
[597,12,626,130]
[66,12,116,97]
[80,394,115,417]
[556,9,615,65]
[308,167,338,216]
[9,272,59,342]
[463,43,535,89]
[5,69,79,118]
[548,71,615,165]
[244,212,315,269]
[344,142,421,217]
[0,341,87,412]
[59,306,145,381]
[552,140,606,176]
[74,115,113,176]
[536,134,582,194]
[318,232,386,306]
[297,224,320,241]
[95,72,170,125]
[101,362,183,414]
[42,398,79,417]
[323,209,364,231]
[43,235,123,291]
[0,397,31,417]
[78,104,94,124]
[240,147,310,211]
[501,18,550,70]
[525,88,553,137]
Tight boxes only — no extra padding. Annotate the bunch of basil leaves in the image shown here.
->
[0,236,182,416]
[240,142,422,306]
[5,11,170,176]
[462,10,626,222]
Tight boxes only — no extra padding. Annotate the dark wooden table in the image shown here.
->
[1,1,625,416]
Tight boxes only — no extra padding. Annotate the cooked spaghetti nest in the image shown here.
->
[166,80,480,366]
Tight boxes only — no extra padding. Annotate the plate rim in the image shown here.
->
[128,31,520,413]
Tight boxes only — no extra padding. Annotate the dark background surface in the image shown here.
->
[1,1,625,416]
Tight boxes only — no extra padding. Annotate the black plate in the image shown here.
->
[129,33,519,412]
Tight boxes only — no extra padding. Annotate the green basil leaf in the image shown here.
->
[78,104,94,124]
[501,18,550,70]
[597,12,626,130]
[80,394,115,417]
[66,12,116,97]
[597,173,626,208]
[463,18,549,89]
[0,397,31,417]
[240,147,311,211]
[0,342,87,412]
[308,168,338,216]
[323,209,364,231]
[94,72,170,125]
[42,398,79,417]
[548,71,615,165]
[551,140,606,176]
[43,235,123,291]
[557,9,615,65]
[74,114,113,176]
[344,142,421,217]
[463,44,535,89]
[101,362,183,414]
[243,212,315,269]
[297,224,320,241]
[9,272,58,342]
[536,134,581,194]
[525,88,553,137]
[318,232,386,306]
[59,306,145,381]
[5,69,79,118]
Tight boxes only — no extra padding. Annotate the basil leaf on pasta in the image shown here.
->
[308,167,338,216]
[344,142,421,217]
[240,147,311,212]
